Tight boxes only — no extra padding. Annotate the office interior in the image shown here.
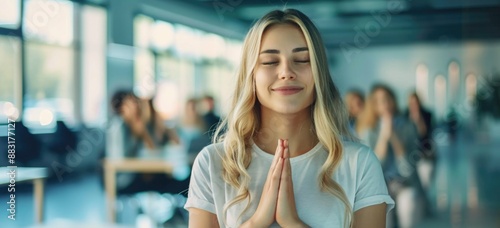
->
[0,0,500,227]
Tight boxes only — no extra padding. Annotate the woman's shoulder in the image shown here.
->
[193,142,225,166]
[341,140,376,163]
[342,140,371,152]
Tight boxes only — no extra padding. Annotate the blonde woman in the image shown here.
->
[185,9,394,228]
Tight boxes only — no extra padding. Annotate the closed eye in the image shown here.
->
[262,61,279,65]
[295,59,310,63]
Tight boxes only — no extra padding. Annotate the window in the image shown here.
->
[81,5,107,127]
[150,20,175,51]
[0,1,22,124]
[415,63,429,106]
[23,0,76,130]
[24,42,75,129]
[203,61,236,115]
[0,0,21,29]
[173,24,203,60]
[448,61,460,104]
[465,73,477,104]
[0,1,107,130]
[134,49,156,98]
[157,54,196,118]
[134,14,154,49]
[133,15,156,99]
[133,14,243,119]
[0,36,22,122]
[434,75,447,120]
[23,0,74,46]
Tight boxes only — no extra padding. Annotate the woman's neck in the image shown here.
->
[254,106,318,158]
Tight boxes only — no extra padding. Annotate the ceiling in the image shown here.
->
[181,0,500,47]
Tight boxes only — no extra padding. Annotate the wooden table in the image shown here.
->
[103,158,174,223]
[0,167,48,224]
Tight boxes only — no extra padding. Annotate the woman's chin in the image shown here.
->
[266,105,311,116]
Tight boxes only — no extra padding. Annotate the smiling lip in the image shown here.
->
[271,86,304,95]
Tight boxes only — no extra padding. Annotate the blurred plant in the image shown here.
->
[476,73,500,120]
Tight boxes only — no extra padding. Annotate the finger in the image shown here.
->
[266,139,282,180]
[270,157,283,194]
[286,157,293,188]
[278,158,290,208]
[270,139,283,169]
[279,158,294,204]
[283,141,289,159]
[280,157,291,184]
[264,139,284,191]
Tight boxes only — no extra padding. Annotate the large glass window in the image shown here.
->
[0,0,21,29]
[0,36,22,123]
[24,42,75,128]
[415,63,429,106]
[23,0,75,129]
[23,0,74,45]
[134,14,154,49]
[157,54,196,118]
[465,73,477,104]
[133,14,242,120]
[133,15,156,99]
[0,0,107,130]
[134,49,156,98]
[203,61,236,115]
[81,5,107,127]
[448,61,460,104]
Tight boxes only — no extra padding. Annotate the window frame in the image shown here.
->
[0,0,108,129]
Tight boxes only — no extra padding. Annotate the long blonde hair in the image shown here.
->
[213,9,357,227]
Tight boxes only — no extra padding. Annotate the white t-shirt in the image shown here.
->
[184,141,395,227]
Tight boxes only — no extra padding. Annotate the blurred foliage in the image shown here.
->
[476,74,500,119]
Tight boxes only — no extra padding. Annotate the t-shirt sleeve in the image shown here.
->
[353,147,395,214]
[184,148,216,214]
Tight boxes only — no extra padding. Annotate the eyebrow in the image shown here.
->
[260,47,309,54]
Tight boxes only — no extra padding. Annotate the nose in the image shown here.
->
[279,61,296,80]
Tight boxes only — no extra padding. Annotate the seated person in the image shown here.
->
[106,90,187,195]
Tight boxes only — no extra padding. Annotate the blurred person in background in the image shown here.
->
[200,95,221,140]
[107,90,153,159]
[406,92,435,187]
[445,108,460,141]
[356,84,426,228]
[178,98,206,151]
[344,88,365,130]
[106,90,182,194]
[405,92,436,218]
[141,98,180,146]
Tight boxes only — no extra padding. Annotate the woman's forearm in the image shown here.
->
[389,134,405,157]
[374,136,389,161]
[142,131,156,149]
[415,119,428,137]
[241,219,310,228]
[241,218,265,228]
